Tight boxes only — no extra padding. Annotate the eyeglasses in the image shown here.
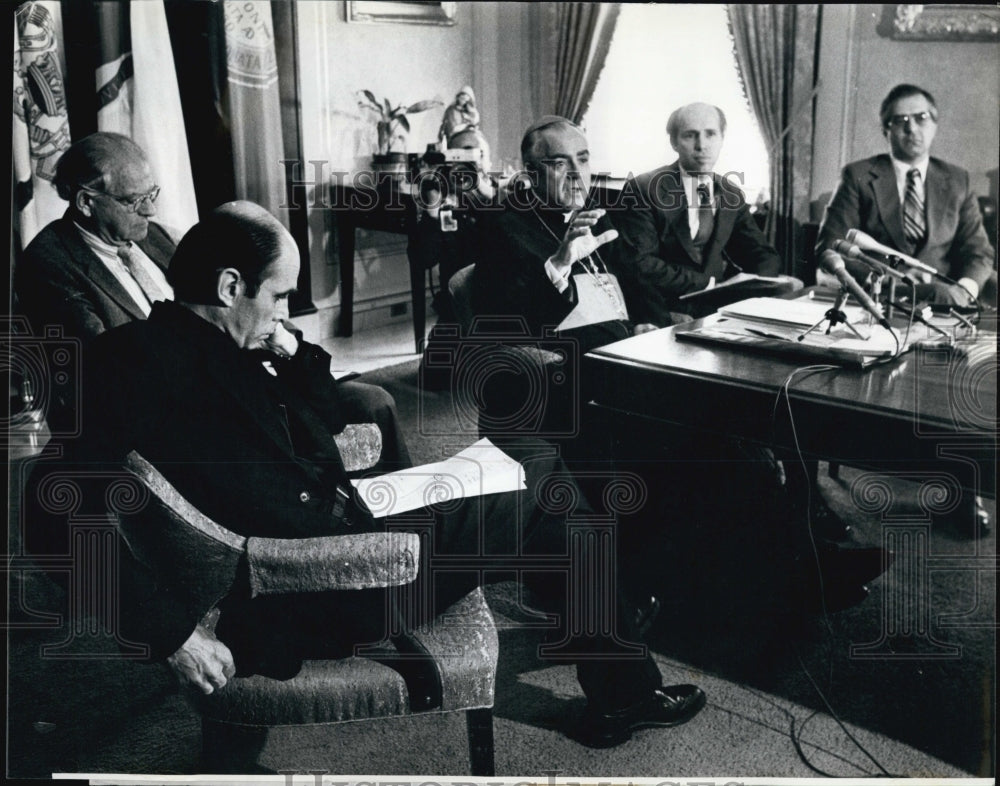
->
[886,112,935,129]
[82,185,160,213]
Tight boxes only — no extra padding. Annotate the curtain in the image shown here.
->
[728,4,820,274]
[536,2,621,124]
[93,0,199,234]
[222,0,289,232]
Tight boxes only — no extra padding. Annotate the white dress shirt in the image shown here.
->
[890,154,929,206]
[75,223,174,315]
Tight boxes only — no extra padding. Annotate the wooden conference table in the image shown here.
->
[584,306,997,498]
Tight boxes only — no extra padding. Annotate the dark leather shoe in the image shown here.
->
[973,497,991,537]
[576,684,706,748]
[633,595,661,638]
[815,543,893,587]
[797,544,892,614]
[934,495,991,538]
[807,580,871,614]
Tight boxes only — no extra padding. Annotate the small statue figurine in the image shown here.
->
[439,85,480,144]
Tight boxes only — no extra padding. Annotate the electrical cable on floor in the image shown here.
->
[790,709,847,778]
[772,363,900,778]
[792,642,901,777]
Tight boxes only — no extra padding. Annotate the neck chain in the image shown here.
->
[530,204,627,318]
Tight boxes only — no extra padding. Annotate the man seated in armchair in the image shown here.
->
[24,201,707,749]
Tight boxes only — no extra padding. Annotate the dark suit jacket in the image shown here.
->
[25,301,369,663]
[15,212,177,340]
[613,162,781,324]
[817,155,994,290]
[24,302,575,677]
[472,189,635,353]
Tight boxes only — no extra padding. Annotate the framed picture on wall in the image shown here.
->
[878,4,1000,41]
[346,1,457,26]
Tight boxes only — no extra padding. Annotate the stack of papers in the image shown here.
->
[352,437,526,518]
[718,296,879,331]
[690,316,899,360]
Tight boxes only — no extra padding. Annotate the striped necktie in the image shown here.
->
[693,181,714,244]
[117,243,166,306]
[903,168,926,247]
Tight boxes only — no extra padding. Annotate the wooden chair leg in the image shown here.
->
[466,707,495,776]
[201,717,269,773]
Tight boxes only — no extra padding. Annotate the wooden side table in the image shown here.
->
[333,181,428,354]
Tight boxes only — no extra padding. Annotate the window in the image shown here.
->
[582,4,769,206]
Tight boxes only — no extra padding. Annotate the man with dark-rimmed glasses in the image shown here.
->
[817,83,994,307]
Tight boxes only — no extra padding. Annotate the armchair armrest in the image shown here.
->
[120,452,418,614]
[246,532,419,596]
[334,422,382,472]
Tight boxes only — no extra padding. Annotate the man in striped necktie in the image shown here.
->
[816,83,994,537]
[817,84,995,309]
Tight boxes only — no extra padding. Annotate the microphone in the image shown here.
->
[831,240,915,282]
[818,249,891,329]
[845,228,938,276]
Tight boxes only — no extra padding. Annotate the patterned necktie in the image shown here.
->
[693,181,714,244]
[903,168,926,247]
[117,243,166,305]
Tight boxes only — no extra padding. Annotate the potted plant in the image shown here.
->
[357,91,442,177]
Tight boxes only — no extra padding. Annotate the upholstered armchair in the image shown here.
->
[115,450,499,774]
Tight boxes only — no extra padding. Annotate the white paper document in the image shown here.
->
[718,296,879,330]
[351,437,527,518]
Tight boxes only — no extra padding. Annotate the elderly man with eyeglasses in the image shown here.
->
[16,132,175,340]
[817,83,994,307]
[14,132,414,473]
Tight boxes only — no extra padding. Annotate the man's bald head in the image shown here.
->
[520,115,584,166]
[666,103,727,174]
[519,116,592,210]
[666,103,727,143]
[169,201,297,304]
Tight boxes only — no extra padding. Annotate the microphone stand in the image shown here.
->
[798,285,867,342]
[866,271,884,323]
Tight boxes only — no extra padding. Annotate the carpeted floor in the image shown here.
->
[6,358,995,780]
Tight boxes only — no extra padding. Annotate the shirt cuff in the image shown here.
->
[956,277,980,300]
[544,258,572,293]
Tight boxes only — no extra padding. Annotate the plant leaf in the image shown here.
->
[406,100,443,114]
[362,90,378,107]
[383,98,393,116]
[396,115,410,133]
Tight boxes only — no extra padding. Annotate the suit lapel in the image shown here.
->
[657,166,700,265]
[205,352,303,460]
[869,157,909,252]
[137,222,174,274]
[158,307,302,460]
[704,176,738,278]
[54,220,148,321]
[924,159,952,248]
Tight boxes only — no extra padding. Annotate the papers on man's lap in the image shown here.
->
[352,437,527,518]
